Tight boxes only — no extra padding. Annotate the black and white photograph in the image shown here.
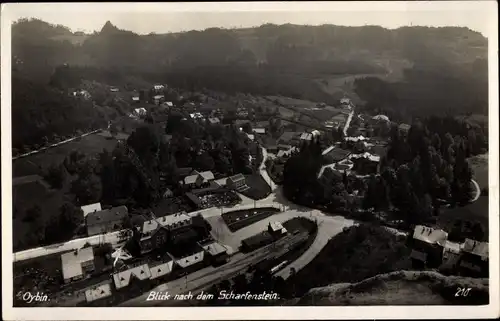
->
[1,2,498,320]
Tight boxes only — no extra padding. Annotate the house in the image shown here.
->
[85,282,112,303]
[277,147,296,159]
[189,112,204,120]
[153,95,165,105]
[208,117,220,125]
[73,90,91,100]
[350,152,380,175]
[399,123,411,134]
[200,241,229,265]
[86,206,128,236]
[322,147,351,164]
[372,115,390,123]
[176,167,193,178]
[81,202,102,218]
[182,171,216,188]
[300,132,313,141]
[227,173,247,190]
[110,87,119,92]
[266,145,279,154]
[345,135,367,143]
[253,128,266,135]
[311,130,321,137]
[268,221,287,237]
[410,225,448,268]
[149,260,175,280]
[153,84,165,91]
[61,247,95,284]
[164,101,174,108]
[113,264,152,290]
[174,249,205,269]
[459,239,488,277]
[241,231,274,252]
[134,108,147,117]
[163,188,174,199]
[245,133,255,141]
[132,96,140,103]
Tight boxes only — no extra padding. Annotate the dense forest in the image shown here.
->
[11,18,488,150]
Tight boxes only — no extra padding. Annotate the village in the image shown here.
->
[13,81,489,307]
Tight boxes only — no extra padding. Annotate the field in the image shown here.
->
[239,174,272,200]
[468,153,488,189]
[222,207,281,232]
[13,133,119,177]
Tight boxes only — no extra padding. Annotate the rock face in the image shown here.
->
[294,271,489,306]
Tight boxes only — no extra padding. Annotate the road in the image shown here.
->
[343,109,355,137]
[13,230,127,262]
[471,179,481,202]
[12,124,109,160]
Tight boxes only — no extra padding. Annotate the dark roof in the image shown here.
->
[176,167,193,177]
[323,148,351,162]
[228,173,245,182]
[185,192,202,206]
[278,132,301,144]
[86,206,128,226]
[242,231,273,247]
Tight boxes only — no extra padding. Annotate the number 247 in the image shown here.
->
[456,287,471,297]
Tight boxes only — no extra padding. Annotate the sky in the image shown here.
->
[2,2,497,37]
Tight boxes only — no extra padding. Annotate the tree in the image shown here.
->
[43,163,67,189]
[71,174,102,205]
[196,152,215,171]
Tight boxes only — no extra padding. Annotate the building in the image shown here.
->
[253,128,266,135]
[372,115,390,123]
[174,249,205,269]
[164,101,174,108]
[181,170,215,188]
[85,282,112,303]
[277,144,292,151]
[61,247,95,284]
[200,241,229,265]
[134,108,147,117]
[153,95,165,105]
[350,152,380,175]
[189,112,204,120]
[410,225,448,268]
[399,123,411,135]
[268,221,287,237]
[340,97,353,109]
[153,84,165,91]
[322,147,351,164]
[163,188,174,199]
[458,239,489,277]
[300,132,313,141]
[113,264,152,290]
[149,260,175,280]
[208,117,220,125]
[132,96,140,103]
[277,147,296,159]
[81,202,102,218]
[86,206,128,236]
[227,173,247,191]
[241,231,274,252]
[311,130,321,137]
[110,87,119,92]
[266,145,279,154]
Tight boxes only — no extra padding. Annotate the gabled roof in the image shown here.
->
[132,96,140,101]
[201,242,228,256]
[81,203,102,217]
[253,128,266,134]
[349,152,380,162]
[199,171,215,181]
[86,206,128,227]
[113,264,152,289]
[372,115,390,122]
[141,212,192,235]
[462,239,488,259]
[134,107,146,114]
[61,247,95,280]
[175,250,205,268]
[208,117,220,124]
[153,95,164,100]
[85,283,112,302]
[149,261,174,279]
[345,135,367,142]
[412,225,448,245]
[164,101,173,107]
[228,173,245,182]
[300,132,313,140]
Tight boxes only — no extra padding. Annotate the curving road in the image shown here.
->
[471,179,481,202]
